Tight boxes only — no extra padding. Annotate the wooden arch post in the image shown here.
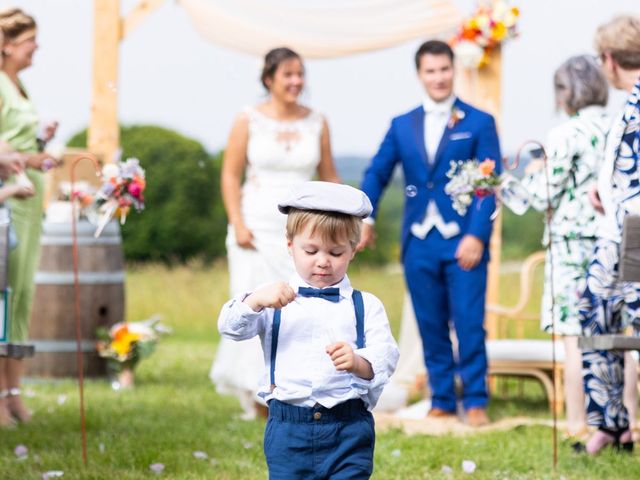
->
[455,49,503,341]
[89,0,165,163]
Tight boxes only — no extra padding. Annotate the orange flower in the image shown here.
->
[478,159,495,176]
[111,325,141,358]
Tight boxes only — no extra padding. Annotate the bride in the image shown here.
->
[210,47,340,419]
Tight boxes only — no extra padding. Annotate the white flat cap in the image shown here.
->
[278,181,373,218]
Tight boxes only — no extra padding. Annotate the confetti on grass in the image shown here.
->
[42,472,64,479]
[192,451,208,460]
[149,463,165,474]
[441,465,453,474]
[390,449,401,457]
[14,445,28,459]
[462,460,477,474]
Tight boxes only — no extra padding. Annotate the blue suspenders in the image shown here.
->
[269,290,365,391]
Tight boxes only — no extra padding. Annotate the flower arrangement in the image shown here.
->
[89,158,146,237]
[449,1,520,68]
[96,317,170,381]
[444,159,501,215]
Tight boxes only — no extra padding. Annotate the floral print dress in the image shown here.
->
[578,79,640,432]
[521,106,609,335]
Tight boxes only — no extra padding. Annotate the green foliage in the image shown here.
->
[67,126,226,263]
[501,207,546,260]
[353,182,403,266]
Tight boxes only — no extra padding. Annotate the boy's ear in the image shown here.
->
[287,239,293,255]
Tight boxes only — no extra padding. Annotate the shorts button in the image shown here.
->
[313,412,322,420]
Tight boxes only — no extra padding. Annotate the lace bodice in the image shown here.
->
[241,107,323,231]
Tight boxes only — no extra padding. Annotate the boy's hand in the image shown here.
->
[326,341,356,371]
[243,282,296,312]
[326,342,373,380]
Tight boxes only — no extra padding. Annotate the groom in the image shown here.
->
[359,40,500,426]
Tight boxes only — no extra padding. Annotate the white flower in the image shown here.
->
[102,163,120,180]
[453,41,484,68]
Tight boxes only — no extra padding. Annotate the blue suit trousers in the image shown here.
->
[403,230,489,412]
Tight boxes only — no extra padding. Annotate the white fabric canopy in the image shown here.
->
[179,0,462,58]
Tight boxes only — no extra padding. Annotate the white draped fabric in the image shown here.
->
[179,0,462,58]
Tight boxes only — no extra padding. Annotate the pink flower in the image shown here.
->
[128,182,142,198]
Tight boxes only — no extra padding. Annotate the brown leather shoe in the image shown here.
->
[466,407,489,427]
[427,407,456,418]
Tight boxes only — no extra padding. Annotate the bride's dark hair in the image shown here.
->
[261,47,303,91]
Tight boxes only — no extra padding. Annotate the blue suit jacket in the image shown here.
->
[361,98,501,259]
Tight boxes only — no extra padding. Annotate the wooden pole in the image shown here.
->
[88,0,166,164]
[455,48,503,342]
[88,0,121,164]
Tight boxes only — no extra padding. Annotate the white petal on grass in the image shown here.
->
[14,445,28,459]
[24,389,36,398]
[462,460,477,474]
[42,472,64,479]
[210,458,219,466]
[441,465,453,474]
[390,449,401,457]
[192,451,208,460]
[57,395,67,405]
[149,463,165,474]
[98,443,105,453]
[242,441,254,449]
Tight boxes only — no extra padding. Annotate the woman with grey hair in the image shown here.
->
[520,54,638,444]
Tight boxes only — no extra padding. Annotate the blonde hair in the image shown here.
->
[595,15,640,69]
[0,8,36,43]
[286,209,361,250]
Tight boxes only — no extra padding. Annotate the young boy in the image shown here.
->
[218,181,399,479]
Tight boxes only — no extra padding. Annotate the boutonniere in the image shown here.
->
[448,107,466,128]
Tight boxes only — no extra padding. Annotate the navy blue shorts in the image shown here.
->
[264,399,375,479]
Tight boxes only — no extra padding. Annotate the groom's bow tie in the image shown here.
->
[297,286,341,303]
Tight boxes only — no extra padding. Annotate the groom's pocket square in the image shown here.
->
[449,132,472,141]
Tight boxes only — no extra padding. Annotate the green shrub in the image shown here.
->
[67,126,226,263]
[352,182,403,266]
[501,208,545,260]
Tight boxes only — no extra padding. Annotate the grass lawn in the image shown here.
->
[1,263,639,479]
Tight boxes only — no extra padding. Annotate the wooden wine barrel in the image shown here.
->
[26,219,125,377]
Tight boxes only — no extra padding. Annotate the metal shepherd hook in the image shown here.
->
[69,153,103,466]
[508,141,558,469]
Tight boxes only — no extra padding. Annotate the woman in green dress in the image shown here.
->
[0,8,59,426]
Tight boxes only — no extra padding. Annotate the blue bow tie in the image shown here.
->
[297,286,341,303]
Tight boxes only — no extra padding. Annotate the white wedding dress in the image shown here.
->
[210,107,324,418]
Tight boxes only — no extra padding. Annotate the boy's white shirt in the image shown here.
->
[218,273,399,411]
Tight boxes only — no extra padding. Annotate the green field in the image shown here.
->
[0,263,638,479]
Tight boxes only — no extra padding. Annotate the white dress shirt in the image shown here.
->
[218,273,399,410]
[423,94,455,163]
[410,94,461,239]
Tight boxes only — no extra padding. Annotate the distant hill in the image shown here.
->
[335,156,370,183]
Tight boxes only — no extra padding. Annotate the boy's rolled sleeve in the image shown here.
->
[218,294,267,341]
[349,293,399,408]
